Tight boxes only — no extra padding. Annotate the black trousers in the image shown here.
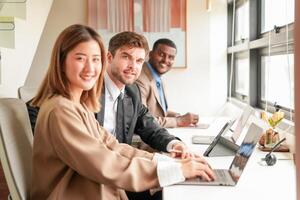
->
[126,190,162,200]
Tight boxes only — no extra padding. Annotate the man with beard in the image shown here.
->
[97,32,197,200]
[136,39,199,128]
[96,32,190,152]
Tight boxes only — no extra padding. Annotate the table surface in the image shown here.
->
[163,118,296,200]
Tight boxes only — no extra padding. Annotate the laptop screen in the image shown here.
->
[228,123,262,183]
[203,120,235,157]
[230,106,254,142]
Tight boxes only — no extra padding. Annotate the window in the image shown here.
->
[235,1,249,42]
[227,0,295,117]
[261,0,295,33]
[261,54,294,109]
[235,56,249,96]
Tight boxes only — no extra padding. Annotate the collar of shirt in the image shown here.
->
[103,73,125,135]
[146,62,161,85]
[104,72,125,101]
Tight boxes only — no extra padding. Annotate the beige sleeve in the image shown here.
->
[97,124,154,160]
[155,116,177,128]
[48,106,159,192]
[136,79,178,128]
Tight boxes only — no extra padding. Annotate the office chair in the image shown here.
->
[0,98,33,200]
[17,86,37,102]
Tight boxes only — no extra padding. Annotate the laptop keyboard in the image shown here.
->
[179,169,235,186]
[214,169,228,182]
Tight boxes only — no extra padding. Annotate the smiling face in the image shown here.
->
[107,46,146,89]
[64,39,102,101]
[148,44,177,75]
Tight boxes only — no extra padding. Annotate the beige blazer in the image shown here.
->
[31,96,159,200]
[136,63,177,128]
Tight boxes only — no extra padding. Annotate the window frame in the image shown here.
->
[227,0,294,119]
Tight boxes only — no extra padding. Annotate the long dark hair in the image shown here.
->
[31,24,106,112]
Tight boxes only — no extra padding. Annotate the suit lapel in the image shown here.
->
[97,85,134,143]
[143,64,165,113]
[96,89,105,126]
[161,78,168,110]
[151,80,163,109]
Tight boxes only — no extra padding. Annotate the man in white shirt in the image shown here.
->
[96,32,189,156]
[96,31,204,200]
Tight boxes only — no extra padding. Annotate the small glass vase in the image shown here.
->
[264,128,280,148]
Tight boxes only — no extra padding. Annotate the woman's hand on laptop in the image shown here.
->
[180,157,216,181]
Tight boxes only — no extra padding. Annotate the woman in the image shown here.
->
[30,24,214,200]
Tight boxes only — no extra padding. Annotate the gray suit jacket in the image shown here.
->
[95,84,177,152]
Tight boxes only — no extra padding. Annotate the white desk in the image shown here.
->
[164,120,296,200]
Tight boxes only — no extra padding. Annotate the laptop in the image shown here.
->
[202,120,239,157]
[179,123,262,186]
[192,105,254,144]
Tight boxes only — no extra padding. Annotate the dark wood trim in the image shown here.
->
[0,162,9,199]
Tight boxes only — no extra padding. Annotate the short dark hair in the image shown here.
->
[108,31,149,56]
[152,38,177,51]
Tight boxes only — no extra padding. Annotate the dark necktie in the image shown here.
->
[115,92,124,141]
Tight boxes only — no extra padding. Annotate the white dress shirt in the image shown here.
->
[103,73,124,136]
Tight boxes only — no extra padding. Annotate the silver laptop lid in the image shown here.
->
[230,105,254,142]
[229,123,263,183]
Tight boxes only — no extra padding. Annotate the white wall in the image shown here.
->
[23,0,227,116]
[208,0,228,114]
[0,0,53,97]
[25,0,87,88]
[164,0,227,116]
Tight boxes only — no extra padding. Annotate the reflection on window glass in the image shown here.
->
[235,1,249,42]
[261,0,294,33]
[235,57,249,96]
[261,54,294,109]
